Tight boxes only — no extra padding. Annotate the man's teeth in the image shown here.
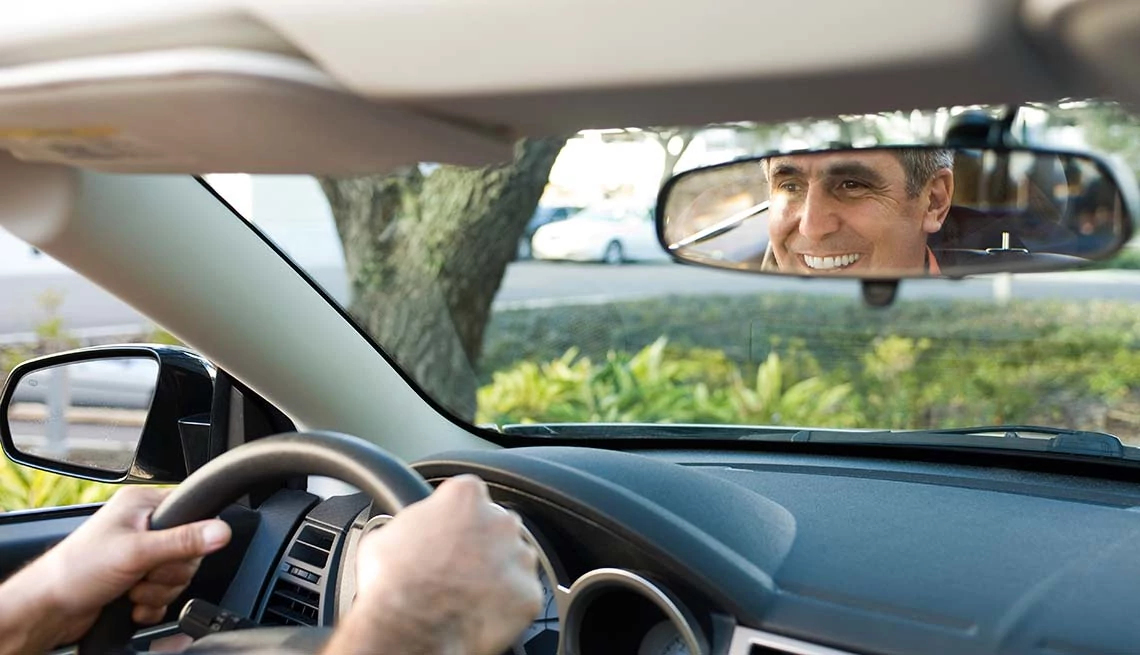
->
[804,254,861,270]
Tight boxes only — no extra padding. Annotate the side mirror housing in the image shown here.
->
[0,345,213,483]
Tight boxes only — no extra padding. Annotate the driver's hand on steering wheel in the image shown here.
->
[322,474,543,655]
[0,486,232,655]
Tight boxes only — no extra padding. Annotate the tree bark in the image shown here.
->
[320,137,567,420]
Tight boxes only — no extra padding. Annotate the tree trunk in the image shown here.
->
[655,129,697,190]
[320,137,566,420]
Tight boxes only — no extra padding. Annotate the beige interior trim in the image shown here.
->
[0,153,494,460]
[0,0,1095,172]
[0,48,512,174]
[1023,0,1140,108]
[0,3,297,66]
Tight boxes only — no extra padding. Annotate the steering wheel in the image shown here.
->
[77,431,433,655]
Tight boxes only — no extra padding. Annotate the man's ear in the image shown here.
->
[922,169,954,233]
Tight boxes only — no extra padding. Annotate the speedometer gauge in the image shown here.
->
[638,620,691,655]
[511,566,561,654]
[511,515,565,655]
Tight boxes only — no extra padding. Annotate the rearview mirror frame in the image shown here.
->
[656,144,1140,280]
[0,345,214,483]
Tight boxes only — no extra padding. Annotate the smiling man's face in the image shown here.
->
[767,150,953,275]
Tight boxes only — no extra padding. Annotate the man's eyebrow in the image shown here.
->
[825,161,887,185]
[768,163,802,178]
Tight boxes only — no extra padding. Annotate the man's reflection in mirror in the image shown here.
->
[760,149,955,275]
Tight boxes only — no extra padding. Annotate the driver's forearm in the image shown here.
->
[0,561,74,655]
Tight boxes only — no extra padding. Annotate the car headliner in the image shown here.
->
[0,0,1135,174]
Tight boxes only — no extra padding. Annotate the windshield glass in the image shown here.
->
[209,100,1140,446]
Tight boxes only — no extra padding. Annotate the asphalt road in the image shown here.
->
[0,265,347,340]
[3,261,1140,340]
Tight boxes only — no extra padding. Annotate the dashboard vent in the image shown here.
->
[261,577,320,627]
[289,525,335,569]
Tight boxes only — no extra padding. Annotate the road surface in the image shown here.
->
[3,261,1140,340]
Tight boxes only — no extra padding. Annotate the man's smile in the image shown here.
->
[800,253,863,271]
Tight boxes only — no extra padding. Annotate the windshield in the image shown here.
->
[209,100,1140,448]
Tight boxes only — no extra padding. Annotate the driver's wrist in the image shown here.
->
[324,586,464,655]
[0,558,76,654]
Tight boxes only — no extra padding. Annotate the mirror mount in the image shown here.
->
[944,105,1021,148]
[860,279,900,308]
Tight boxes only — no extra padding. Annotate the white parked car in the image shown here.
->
[530,206,669,264]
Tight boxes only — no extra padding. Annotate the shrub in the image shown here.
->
[478,293,1140,445]
[0,457,118,511]
[477,337,858,428]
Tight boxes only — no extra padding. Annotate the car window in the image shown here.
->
[216,100,1140,451]
[0,236,172,511]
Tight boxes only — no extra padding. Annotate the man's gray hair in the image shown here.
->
[895,148,954,197]
[759,147,954,197]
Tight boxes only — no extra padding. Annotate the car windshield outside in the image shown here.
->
[211,100,1140,448]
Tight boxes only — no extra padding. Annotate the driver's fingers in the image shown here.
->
[132,604,168,626]
[132,519,232,569]
[143,558,202,586]
[129,580,190,608]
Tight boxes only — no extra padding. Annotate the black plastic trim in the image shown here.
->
[221,489,319,619]
[481,434,1140,481]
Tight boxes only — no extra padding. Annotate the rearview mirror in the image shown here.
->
[657,146,1137,278]
[1,346,214,483]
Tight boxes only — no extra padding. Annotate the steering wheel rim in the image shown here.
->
[77,430,433,655]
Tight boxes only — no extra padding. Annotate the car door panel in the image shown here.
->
[0,504,98,580]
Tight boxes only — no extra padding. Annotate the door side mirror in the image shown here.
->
[1,345,213,483]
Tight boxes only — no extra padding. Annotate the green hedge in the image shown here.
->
[477,332,1140,443]
[480,294,1140,441]
[481,293,1140,380]
[0,458,118,511]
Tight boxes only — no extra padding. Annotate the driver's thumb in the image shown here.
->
[137,519,232,565]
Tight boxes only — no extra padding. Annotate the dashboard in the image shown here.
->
[219,445,1140,655]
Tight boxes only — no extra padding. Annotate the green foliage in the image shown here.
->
[1092,248,1140,270]
[143,327,184,346]
[0,457,118,511]
[479,294,1140,442]
[478,337,855,427]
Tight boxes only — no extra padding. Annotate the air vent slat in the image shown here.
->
[289,541,329,568]
[262,577,321,627]
[263,605,317,627]
[298,525,335,551]
[272,587,320,611]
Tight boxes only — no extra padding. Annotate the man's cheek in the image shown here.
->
[768,222,792,265]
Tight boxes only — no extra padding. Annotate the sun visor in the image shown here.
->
[0,48,514,174]
[0,153,78,245]
[1024,0,1140,109]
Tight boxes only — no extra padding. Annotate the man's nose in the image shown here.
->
[797,187,841,240]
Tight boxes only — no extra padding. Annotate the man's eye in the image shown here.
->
[840,180,868,191]
[778,182,801,193]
